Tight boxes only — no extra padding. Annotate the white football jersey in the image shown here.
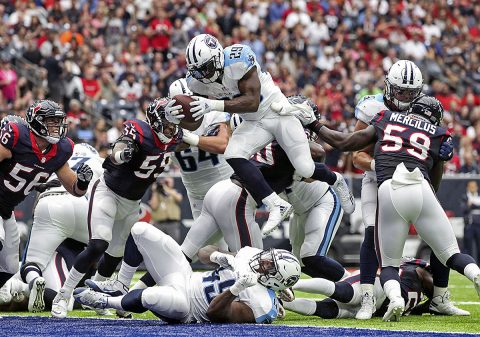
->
[173,111,233,200]
[188,246,278,323]
[187,44,286,121]
[354,93,387,180]
[40,154,104,199]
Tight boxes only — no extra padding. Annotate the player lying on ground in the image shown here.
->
[284,258,442,319]
[74,221,301,323]
[306,95,480,321]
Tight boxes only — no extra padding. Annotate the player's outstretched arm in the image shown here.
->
[310,123,376,152]
[182,123,230,154]
[352,120,376,171]
[56,162,92,197]
[224,67,261,113]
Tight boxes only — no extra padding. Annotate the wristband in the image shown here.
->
[212,100,225,112]
[229,282,243,296]
[183,132,200,146]
[76,178,89,191]
[370,159,375,171]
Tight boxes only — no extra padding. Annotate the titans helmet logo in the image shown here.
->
[204,35,218,49]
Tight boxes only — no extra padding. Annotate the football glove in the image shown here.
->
[439,137,454,161]
[271,102,316,126]
[210,251,236,271]
[165,99,184,125]
[76,163,93,191]
[190,96,225,121]
[229,271,257,296]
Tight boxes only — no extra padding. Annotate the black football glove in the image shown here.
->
[34,179,62,193]
[76,163,93,191]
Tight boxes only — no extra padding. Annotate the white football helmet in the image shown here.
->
[384,60,423,111]
[72,143,99,158]
[169,78,193,97]
[186,34,224,83]
[249,249,301,291]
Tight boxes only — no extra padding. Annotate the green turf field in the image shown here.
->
[3,271,479,334]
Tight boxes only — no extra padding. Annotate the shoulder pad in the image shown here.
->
[224,44,257,80]
[355,94,387,124]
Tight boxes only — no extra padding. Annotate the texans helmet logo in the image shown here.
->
[204,35,218,49]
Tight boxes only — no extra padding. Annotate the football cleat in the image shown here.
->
[278,288,295,303]
[28,277,46,313]
[382,297,404,322]
[474,274,480,299]
[0,281,12,305]
[262,199,293,236]
[355,292,376,320]
[51,288,69,318]
[85,276,129,297]
[74,288,110,310]
[331,172,355,214]
[429,290,470,316]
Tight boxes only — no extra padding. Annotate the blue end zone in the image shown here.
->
[0,317,476,337]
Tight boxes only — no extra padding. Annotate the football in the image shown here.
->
[173,94,203,131]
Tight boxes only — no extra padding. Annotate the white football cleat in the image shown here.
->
[382,297,404,322]
[85,276,129,297]
[355,292,376,320]
[51,288,69,318]
[331,172,355,214]
[429,290,470,316]
[28,277,46,313]
[474,274,480,299]
[278,288,295,303]
[262,199,293,236]
[74,287,110,310]
[0,281,12,305]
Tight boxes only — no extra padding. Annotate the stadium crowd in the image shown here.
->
[0,0,479,174]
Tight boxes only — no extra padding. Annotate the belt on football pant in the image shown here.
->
[38,191,69,200]
[230,178,244,189]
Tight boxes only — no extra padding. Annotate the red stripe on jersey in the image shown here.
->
[128,120,144,144]
[29,131,58,163]
[10,122,19,148]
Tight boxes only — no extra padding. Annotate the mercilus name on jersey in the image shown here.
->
[389,112,437,135]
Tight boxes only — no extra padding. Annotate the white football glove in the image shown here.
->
[190,96,224,121]
[181,129,200,146]
[271,102,316,126]
[210,251,236,270]
[229,271,258,296]
[165,99,184,125]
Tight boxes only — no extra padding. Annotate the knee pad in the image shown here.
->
[294,160,315,179]
[131,222,149,238]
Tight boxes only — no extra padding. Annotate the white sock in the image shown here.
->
[361,283,374,296]
[25,270,41,285]
[117,262,137,287]
[62,267,85,297]
[93,272,107,282]
[283,299,317,315]
[433,286,448,298]
[293,278,335,297]
[130,280,148,291]
[383,279,401,301]
[106,295,126,311]
[262,192,279,209]
[464,263,480,282]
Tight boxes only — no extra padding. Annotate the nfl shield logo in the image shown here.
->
[204,35,217,49]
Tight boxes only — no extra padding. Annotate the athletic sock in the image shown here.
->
[310,163,337,185]
[117,261,137,288]
[359,226,378,285]
[430,252,449,287]
[62,267,85,297]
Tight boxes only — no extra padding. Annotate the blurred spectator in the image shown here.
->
[0,55,17,105]
[107,117,125,144]
[149,177,183,242]
[76,113,95,145]
[81,67,101,101]
[462,181,480,262]
[118,72,142,102]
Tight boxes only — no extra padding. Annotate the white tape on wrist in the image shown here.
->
[183,132,200,146]
[370,159,375,171]
[229,283,242,296]
[114,151,124,163]
[213,100,225,112]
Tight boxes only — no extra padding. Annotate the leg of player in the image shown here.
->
[294,278,355,303]
[0,215,20,288]
[224,120,293,236]
[356,174,379,320]
[413,181,480,300]
[267,116,354,214]
[283,298,351,319]
[429,252,470,316]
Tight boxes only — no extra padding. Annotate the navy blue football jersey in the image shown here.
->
[376,259,429,316]
[231,141,294,195]
[0,122,73,219]
[371,110,451,186]
[103,119,182,200]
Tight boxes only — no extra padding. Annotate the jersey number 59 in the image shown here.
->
[381,124,431,160]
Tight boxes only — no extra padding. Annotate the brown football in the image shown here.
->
[173,94,203,131]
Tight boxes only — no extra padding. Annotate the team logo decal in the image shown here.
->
[204,35,218,49]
